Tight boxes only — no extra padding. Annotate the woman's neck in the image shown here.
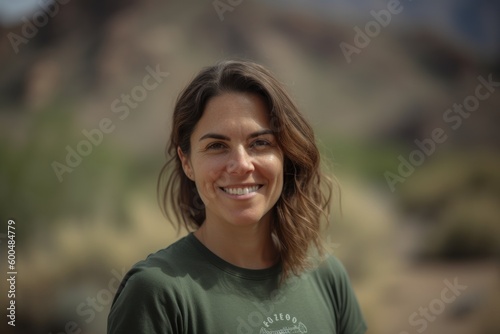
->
[194,218,279,270]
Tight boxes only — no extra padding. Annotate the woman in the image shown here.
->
[108,60,367,334]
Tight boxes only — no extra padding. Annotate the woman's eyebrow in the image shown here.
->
[198,129,274,142]
[248,129,274,138]
[199,133,230,141]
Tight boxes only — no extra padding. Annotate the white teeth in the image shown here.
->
[222,185,260,195]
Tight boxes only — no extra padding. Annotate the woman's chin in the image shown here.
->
[221,211,272,228]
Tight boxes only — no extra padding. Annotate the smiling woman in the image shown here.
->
[178,92,285,268]
[107,60,367,334]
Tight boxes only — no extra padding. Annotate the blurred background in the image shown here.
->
[1,0,500,333]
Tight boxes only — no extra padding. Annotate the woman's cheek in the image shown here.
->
[259,154,283,173]
[202,167,224,199]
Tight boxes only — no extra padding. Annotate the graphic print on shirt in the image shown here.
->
[231,308,310,334]
[228,275,311,334]
[259,312,308,334]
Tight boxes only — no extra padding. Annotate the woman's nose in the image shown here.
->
[227,147,254,174]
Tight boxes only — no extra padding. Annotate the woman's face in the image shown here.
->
[178,92,284,228]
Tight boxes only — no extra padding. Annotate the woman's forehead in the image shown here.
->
[195,92,271,134]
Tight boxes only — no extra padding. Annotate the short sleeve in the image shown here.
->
[107,267,181,334]
[326,256,368,334]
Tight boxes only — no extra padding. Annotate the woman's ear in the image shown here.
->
[177,146,194,180]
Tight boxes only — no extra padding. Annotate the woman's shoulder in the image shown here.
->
[120,234,200,290]
[309,254,354,287]
[108,236,200,327]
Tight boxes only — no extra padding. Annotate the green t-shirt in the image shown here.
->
[108,233,367,334]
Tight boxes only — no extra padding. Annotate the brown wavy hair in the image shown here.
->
[158,60,334,280]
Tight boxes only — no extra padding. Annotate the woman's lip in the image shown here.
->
[219,185,263,190]
[217,185,263,198]
[219,183,262,188]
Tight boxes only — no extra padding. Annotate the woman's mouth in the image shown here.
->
[220,185,262,195]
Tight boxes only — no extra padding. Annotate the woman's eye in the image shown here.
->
[252,139,270,148]
[206,142,226,150]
